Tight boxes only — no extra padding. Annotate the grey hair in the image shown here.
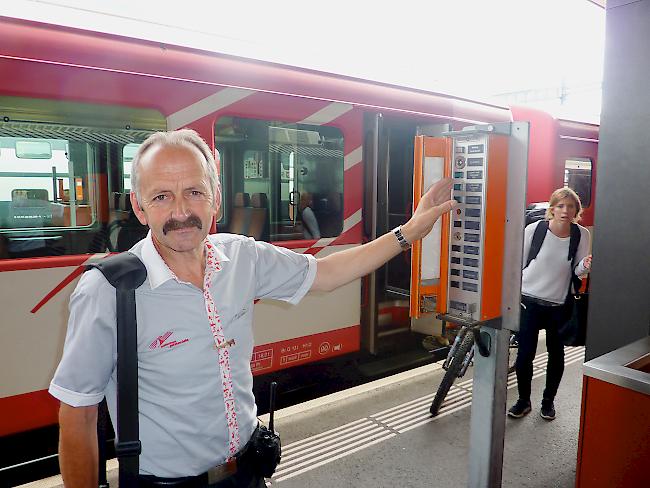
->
[130,129,221,207]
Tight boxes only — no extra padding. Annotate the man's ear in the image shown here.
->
[213,189,222,221]
[130,192,148,226]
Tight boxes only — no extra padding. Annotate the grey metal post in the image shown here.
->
[468,328,510,487]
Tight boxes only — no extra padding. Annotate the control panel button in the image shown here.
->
[450,300,467,311]
[462,282,478,292]
[463,270,479,280]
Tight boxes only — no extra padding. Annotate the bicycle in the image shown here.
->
[429,323,518,416]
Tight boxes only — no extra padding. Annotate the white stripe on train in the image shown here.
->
[166,87,255,130]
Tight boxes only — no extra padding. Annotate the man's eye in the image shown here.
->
[153,194,166,201]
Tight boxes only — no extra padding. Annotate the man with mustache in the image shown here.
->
[49,129,455,487]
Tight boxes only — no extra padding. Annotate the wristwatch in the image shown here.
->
[392,225,411,251]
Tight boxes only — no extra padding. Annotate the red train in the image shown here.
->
[0,16,598,439]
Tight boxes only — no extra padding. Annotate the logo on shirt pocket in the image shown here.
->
[149,330,190,350]
[232,307,249,321]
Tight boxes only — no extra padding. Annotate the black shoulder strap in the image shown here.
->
[568,223,581,263]
[87,252,146,488]
[524,220,548,269]
[569,224,583,294]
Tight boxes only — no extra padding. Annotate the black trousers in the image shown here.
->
[515,296,567,402]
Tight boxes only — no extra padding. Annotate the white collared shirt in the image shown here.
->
[49,232,316,477]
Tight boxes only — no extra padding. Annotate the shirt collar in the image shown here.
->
[139,231,230,289]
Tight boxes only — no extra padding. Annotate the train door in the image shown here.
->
[361,113,449,355]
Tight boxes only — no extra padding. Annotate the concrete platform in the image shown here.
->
[22,337,585,488]
[268,344,585,488]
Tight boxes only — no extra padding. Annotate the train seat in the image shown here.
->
[107,191,148,251]
[249,193,269,241]
[10,188,51,227]
[225,192,269,241]
[313,192,343,237]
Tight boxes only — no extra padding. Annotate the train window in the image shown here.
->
[0,136,91,230]
[564,157,592,207]
[215,117,344,242]
[0,96,165,259]
[15,140,53,159]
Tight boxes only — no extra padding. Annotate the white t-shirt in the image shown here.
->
[521,221,590,304]
[49,232,316,477]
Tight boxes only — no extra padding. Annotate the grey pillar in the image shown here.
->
[587,0,650,361]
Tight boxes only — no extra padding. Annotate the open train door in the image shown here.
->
[409,132,452,337]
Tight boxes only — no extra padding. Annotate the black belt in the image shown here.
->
[138,427,259,487]
[522,295,564,308]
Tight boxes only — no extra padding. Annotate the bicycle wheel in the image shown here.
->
[430,331,475,416]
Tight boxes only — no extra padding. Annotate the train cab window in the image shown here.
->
[215,117,344,242]
[564,157,592,207]
[0,96,165,259]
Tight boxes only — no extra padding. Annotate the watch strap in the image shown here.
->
[392,225,411,251]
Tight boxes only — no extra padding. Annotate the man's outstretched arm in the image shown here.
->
[58,403,99,488]
[311,178,455,292]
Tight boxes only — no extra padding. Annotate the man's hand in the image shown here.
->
[401,177,456,243]
[583,254,592,271]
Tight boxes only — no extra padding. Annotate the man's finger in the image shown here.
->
[433,199,456,216]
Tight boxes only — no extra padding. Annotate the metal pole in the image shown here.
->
[467,328,510,487]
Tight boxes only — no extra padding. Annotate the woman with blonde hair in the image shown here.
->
[508,187,592,420]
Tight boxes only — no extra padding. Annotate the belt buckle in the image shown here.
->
[207,458,237,484]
